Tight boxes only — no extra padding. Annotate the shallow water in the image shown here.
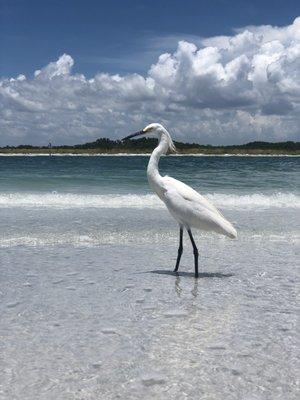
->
[0,155,299,399]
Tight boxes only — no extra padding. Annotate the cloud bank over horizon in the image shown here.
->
[1,18,300,146]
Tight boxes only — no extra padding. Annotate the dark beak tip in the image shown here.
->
[121,130,144,141]
[122,135,132,141]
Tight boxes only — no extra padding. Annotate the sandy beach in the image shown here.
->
[1,209,299,400]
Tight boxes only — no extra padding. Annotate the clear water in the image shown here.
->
[0,155,299,399]
[0,155,299,195]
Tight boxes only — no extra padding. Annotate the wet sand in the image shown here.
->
[1,239,298,400]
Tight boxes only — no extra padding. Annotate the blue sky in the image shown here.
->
[0,0,300,145]
[2,0,299,77]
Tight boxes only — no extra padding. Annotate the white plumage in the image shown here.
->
[123,123,237,277]
[161,176,237,239]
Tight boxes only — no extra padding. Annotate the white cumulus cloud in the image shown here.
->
[0,18,300,146]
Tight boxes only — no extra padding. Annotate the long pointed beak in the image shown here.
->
[122,130,144,141]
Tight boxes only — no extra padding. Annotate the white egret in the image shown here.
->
[122,123,237,277]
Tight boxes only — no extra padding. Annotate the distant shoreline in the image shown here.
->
[0,152,299,157]
[1,137,299,155]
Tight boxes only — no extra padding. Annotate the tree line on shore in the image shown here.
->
[1,137,299,154]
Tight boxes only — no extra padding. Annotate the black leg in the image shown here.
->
[174,227,183,272]
[187,229,199,278]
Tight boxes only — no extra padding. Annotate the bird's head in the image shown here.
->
[122,123,176,153]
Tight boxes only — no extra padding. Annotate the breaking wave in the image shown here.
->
[0,192,299,209]
[0,230,299,248]
[206,192,300,209]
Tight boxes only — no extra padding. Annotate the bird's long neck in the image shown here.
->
[147,137,168,192]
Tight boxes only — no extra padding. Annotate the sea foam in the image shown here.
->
[0,192,299,209]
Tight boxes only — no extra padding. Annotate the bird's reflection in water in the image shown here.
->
[174,273,199,298]
[174,274,182,297]
[191,278,199,298]
[148,269,233,298]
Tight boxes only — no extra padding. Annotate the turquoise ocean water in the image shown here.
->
[0,155,299,399]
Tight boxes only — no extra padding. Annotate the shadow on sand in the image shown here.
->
[148,270,234,279]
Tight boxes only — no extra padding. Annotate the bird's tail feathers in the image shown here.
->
[223,222,237,239]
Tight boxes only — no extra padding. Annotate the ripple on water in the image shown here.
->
[101,328,120,335]
[237,353,252,358]
[141,376,166,387]
[52,279,65,284]
[122,284,135,292]
[163,310,188,318]
[207,345,227,351]
[142,306,156,311]
[231,369,242,376]
[6,302,20,308]
[91,363,102,369]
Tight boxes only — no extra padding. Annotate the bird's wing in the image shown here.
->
[162,176,237,238]
[162,176,222,216]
